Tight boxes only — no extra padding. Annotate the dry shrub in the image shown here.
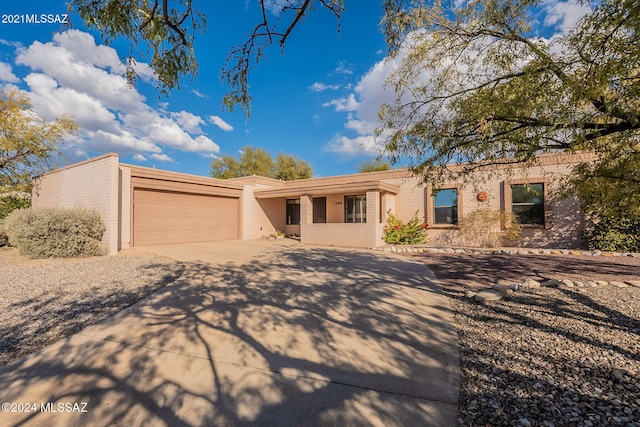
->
[4,207,106,258]
[458,208,521,248]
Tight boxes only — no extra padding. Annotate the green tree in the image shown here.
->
[0,90,78,192]
[210,146,312,180]
[358,159,391,173]
[275,153,313,181]
[568,150,640,251]
[378,0,640,188]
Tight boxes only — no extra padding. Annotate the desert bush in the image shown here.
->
[458,208,522,248]
[583,216,640,252]
[0,194,31,219]
[0,220,8,247]
[383,211,429,245]
[4,207,106,258]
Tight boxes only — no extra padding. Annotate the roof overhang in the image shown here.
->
[254,181,400,199]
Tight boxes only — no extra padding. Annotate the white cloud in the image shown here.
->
[132,154,147,162]
[209,115,234,131]
[325,134,383,156]
[323,57,398,157]
[150,153,174,163]
[334,62,354,75]
[0,62,19,83]
[323,93,360,112]
[543,0,592,34]
[191,88,209,98]
[309,82,340,92]
[171,111,205,134]
[7,30,219,161]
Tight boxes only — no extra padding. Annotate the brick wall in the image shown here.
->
[32,153,120,255]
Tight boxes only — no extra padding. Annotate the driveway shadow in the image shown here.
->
[0,247,459,426]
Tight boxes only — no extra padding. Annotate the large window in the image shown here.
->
[344,195,366,223]
[286,199,300,225]
[313,197,326,223]
[511,183,545,225]
[433,189,458,225]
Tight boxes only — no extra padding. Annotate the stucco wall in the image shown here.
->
[421,159,587,249]
[118,165,132,250]
[240,185,285,239]
[32,153,120,255]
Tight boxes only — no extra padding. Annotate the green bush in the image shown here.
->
[383,211,429,245]
[0,195,31,219]
[0,220,8,247]
[583,216,640,252]
[4,207,106,258]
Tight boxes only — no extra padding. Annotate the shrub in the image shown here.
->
[383,211,429,245]
[458,208,522,248]
[583,216,640,252]
[0,194,31,219]
[0,220,8,247]
[4,207,106,258]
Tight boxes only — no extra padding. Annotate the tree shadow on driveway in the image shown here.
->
[0,247,459,426]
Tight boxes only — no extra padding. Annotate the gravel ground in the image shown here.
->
[410,252,640,427]
[2,245,639,426]
[0,247,183,367]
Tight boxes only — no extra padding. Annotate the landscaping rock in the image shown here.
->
[626,280,640,288]
[542,279,559,287]
[560,279,575,288]
[475,290,503,302]
[521,279,541,289]
[492,284,515,295]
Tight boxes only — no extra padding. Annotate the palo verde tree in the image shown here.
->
[377,0,640,249]
[378,0,640,183]
[210,146,312,181]
[0,90,78,193]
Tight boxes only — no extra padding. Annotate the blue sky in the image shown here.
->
[0,1,590,178]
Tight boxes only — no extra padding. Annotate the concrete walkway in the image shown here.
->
[0,240,459,426]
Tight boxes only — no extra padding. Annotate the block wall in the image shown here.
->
[32,153,120,254]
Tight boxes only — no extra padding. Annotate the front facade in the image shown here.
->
[31,152,595,255]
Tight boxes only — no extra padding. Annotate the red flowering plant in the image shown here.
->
[382,210,429,245]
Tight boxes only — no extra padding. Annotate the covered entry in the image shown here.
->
[133,189,239,246]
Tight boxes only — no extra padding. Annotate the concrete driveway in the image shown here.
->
[0,240,459,426]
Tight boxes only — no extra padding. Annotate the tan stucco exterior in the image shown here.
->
[32,152,596,254]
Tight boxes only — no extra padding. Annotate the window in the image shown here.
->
[433,189,458,225]
[313,197,326,223]
[344,195,366,223]
[511,183,545,225]
[286,199,300,225]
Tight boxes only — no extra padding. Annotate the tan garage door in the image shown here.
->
[133,189,239,246]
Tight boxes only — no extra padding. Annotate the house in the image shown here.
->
[31,151,596,255]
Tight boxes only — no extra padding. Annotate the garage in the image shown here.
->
[133,188,239,246]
